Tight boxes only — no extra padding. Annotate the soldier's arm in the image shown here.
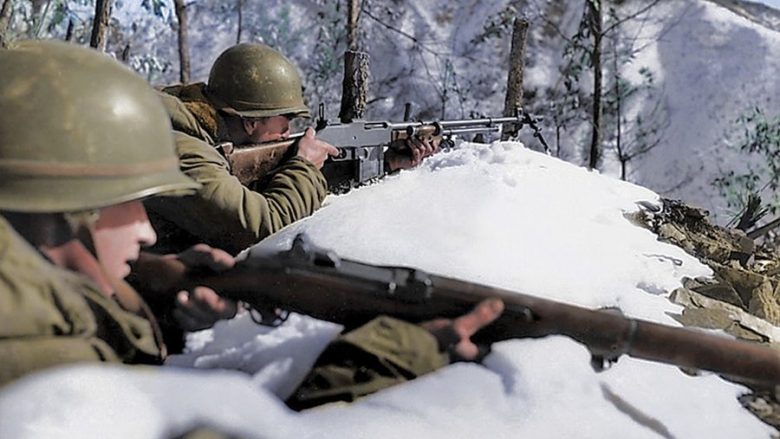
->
[146,132,327,255]
[287,299,503,410]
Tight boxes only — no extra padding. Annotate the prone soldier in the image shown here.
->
[147,43,439,256]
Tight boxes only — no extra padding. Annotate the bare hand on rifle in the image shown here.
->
[421,298,504,360]
[172,244,239,331]
[385,135,441,172]
[296,127,340,169]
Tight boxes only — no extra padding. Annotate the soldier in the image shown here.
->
[0,41,500,407]
[0,39,233,383]
[146,43,438,256]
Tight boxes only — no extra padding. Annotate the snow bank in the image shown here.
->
[0,142,772,438]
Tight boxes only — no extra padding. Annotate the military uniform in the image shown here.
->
[0,215,163,387]
[288,316,449,410]
[146,43,330,256]
[145,84,326,256]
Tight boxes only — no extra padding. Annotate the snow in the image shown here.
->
[759,0,780,10]
[0,142,773,438]
[604,0,780,219]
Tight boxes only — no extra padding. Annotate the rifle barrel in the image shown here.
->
[190,252,780,386]
[387,115,523,131]
[443,126,501,136]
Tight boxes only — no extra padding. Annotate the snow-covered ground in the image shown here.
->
[626,0,780,220]
[0,142,773,438]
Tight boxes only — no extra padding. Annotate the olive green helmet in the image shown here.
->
[206,43,310,118]
[0,40,199,214]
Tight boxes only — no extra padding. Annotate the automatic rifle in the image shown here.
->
[225,105,548,192]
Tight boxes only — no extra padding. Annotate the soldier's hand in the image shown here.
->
[176,243,235,272]
[173,244,238,331]
[384,136,441,172]
[296,127,339,169]
[420,298,504,361]
[173,286,238,331]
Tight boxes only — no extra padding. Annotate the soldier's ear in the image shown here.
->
[241,118,260,135]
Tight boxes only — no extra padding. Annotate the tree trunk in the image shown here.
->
[339,50,369,123]
[502,17,529,140]
[612,35,626,180]
[0,0,14,49]
[120,43,131,62]
[587,0,603,171]
[346,0,360,51]
[89,0,114,51]
[236,0,244,44]
[174,0,190,84]
[65,18,75,41]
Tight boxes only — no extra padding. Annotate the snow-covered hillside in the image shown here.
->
[0,142,773,438]
[622,0,780,220]
[22,0,773,221]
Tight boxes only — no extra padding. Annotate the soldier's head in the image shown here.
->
[0,40,198,285]
[205,43,309,144]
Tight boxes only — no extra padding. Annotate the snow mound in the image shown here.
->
[0,141,771,438]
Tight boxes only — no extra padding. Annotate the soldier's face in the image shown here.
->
[245,115,291,143]
[93,200,157,279]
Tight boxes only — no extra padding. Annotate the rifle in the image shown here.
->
[138,234,780,387]
[225,105,547,192]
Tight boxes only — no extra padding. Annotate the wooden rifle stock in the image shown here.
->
[142,234,780,387]
[225,134,301,186]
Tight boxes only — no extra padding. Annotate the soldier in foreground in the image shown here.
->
[148,43,439,256]
[0,41,501,408]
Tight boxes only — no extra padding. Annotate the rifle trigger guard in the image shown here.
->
[244,303,290,328]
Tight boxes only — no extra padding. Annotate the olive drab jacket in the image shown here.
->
[288,316,449,410]
[0,216,163,387]
[144,83,328,255]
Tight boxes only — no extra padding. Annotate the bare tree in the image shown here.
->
[347,0,360,51]
[611,65,665,180]
[586,0,603,171]
[65,18,75,41]
[547,0,664,170]
[502,17,529,140]
[0,0,13,48]
[120,43,130,62]
[89,0,114,51]
[339,0,367,122]
[174,0,190,84]
[236,0,244,44]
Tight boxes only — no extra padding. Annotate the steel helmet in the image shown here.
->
[206,43,310,118]
[0,40,199,213]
